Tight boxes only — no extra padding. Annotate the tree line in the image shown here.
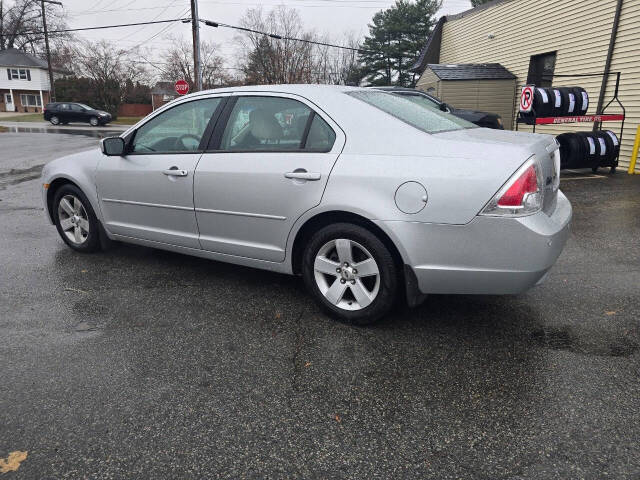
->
[0,0,486,115]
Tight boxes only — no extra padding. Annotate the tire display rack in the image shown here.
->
[515,72,626,173]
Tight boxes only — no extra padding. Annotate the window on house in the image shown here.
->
[20,94,41,107]
[527,52,556,87]
[7,68,31,80]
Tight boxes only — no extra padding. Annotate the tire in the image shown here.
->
[302,223,399,326]
[50,116,60,125]
[533,87,553,117]
[556,132,585,169]
[53,184,102,253]
[89,116,99,127]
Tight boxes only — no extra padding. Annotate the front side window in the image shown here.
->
[348,91,474,134]
[70,104,84,112]
[219,96,335,152]
[131,97,221,154]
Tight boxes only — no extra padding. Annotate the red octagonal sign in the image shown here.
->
[175,79,189,95]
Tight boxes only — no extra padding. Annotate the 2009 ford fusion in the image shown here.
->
[41,85,571,325]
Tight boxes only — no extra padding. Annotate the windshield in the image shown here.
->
[77,104,93,110]
[348,90,476,133]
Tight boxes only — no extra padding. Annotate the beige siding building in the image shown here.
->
[417,63,517,129]
[412,0,639,172]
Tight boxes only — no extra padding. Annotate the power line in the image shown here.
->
[0,18,188,37]
[201,19,372,53]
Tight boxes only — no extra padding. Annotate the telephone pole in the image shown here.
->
[190,0,202,91]
[41,0,62,103]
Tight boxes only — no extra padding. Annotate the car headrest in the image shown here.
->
[249,109,283,140]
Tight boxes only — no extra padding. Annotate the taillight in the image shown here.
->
[481,158,543,216]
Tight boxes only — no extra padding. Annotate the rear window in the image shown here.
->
[347,90,476,134]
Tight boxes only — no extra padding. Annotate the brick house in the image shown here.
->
[151,81,178,110]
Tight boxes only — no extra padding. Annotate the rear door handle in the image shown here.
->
[162,168,188,177]
[284,170,321,181]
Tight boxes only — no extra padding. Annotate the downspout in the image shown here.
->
[594,0,623,131]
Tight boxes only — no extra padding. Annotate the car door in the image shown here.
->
[69,104,86,123]
[96,96,225,248]
[194,93,344,262]
[58,103,71,123]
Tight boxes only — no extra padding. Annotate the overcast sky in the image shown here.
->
[58,0,472,73]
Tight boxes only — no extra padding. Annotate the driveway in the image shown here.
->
[1,131,639,479]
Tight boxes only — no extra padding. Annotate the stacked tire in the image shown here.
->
[522,86,589,118]
[556,130,619,171]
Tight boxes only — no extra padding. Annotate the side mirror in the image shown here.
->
[101,136,125,156]
[440,103,450,112]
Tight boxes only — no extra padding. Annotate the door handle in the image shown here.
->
[162,168,188,177]
[284,170,321,181]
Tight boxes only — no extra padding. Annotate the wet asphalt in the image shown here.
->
[1,132,639,479]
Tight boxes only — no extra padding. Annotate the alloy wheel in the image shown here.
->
[57,194,90,244]
[313,238,380,311]
[50,116,59,125]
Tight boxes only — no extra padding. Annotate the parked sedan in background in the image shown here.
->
[41,85,570,325]
[374,86,504,129]
[44,102,112,126]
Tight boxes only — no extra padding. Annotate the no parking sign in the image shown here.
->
[520,85,534,113]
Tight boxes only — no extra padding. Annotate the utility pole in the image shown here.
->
[41,0,62,103]
[190,0,202,91]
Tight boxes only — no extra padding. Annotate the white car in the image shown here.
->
[41,85,571,324]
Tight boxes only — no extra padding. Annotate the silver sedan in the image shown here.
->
[41,85,571,325]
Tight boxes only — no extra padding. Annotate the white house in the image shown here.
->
[0,48,56,113]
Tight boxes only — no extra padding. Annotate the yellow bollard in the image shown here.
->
[628,125,640,174]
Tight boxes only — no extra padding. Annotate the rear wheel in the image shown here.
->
[50,116,60,125]
[302,223,399,325]
[53,184,101,252]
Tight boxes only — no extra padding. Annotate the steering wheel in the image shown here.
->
[174,134,201,150]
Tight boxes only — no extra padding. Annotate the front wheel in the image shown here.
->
[302,223,399,325]
[89,116,99,127]
[53,184,102,252]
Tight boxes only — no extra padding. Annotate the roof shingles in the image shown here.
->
[427,63,516,81]
[0,48,49,68]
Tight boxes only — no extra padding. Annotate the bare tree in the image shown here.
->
[0,0,68,52]
[69,40,147,113]
[154,35,232,89]
[235,6,319,85]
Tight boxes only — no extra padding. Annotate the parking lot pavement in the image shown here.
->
[1,132,639,479]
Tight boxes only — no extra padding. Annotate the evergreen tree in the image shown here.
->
[471,0,493,7]
[358,0,441,87]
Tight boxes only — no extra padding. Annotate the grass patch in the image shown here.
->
[0,113,43,122]
[0,113,144,126]
[0,126,8,132]
[111,116,143,125]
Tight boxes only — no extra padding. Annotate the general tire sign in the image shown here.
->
[520,86,534,113]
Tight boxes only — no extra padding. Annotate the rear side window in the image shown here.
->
[305,114,336,151]
[219,96,335,152]
[347,90,475,133]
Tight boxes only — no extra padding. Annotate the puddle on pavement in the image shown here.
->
[1,126,122,138]
[532,326,639,357]
[0,164,44,190]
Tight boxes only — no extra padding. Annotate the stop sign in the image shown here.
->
[175,79,189,95]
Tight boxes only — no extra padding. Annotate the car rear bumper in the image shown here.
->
[380,190,572,295]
